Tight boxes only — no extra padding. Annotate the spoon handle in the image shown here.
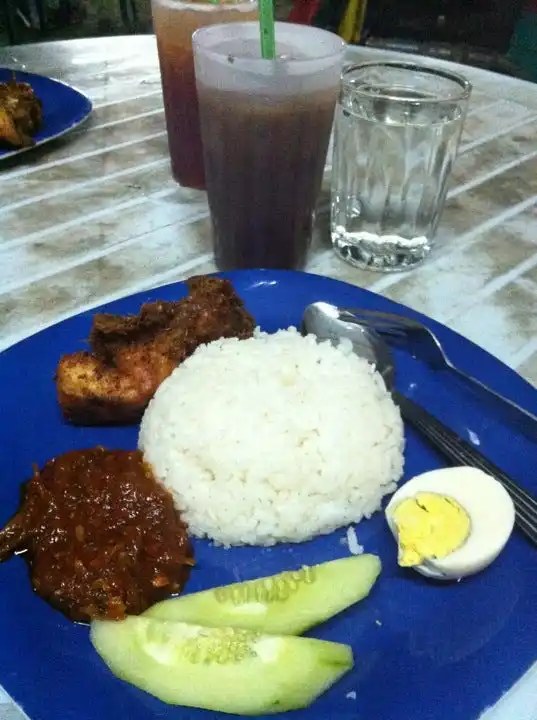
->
[393,390,537,547]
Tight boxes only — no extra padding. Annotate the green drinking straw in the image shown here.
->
[259,0,276,59]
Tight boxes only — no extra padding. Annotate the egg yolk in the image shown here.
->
[392,492,471,567]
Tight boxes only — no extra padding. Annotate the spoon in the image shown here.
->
[301,301,537,545]
[301,301,395,390]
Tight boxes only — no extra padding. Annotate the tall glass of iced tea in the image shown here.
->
[193,22,345,269]
[152,0,258,190]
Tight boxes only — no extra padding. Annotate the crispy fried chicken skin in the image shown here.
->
[0,448,194,622]
[56,275,255,425]
[0,76,43,148]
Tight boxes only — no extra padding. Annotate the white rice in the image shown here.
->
[346,526,364,556]
[139,327,405,547]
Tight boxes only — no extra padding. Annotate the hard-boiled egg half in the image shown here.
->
[385,467,515,580]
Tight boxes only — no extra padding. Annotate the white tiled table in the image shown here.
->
[1,35,537,720]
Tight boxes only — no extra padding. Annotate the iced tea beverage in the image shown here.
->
[152,0,258,189]
[193,22,345,269]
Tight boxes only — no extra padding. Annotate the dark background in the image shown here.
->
[0,0,532,79]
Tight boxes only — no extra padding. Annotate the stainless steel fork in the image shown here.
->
[338,306,537,441]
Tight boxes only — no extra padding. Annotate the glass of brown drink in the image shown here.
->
[193,22,345,269]
[152,0,258,190]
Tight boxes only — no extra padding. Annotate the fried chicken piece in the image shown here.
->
[0,107,27,147]
[56,276,255,425]
[0,448,194,622]
[0,76,43,149]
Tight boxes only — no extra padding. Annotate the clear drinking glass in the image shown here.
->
[193,21,345,270]
[151,0,258,190]
[331,62,472,272]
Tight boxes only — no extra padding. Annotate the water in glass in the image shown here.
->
[331,63,471,272]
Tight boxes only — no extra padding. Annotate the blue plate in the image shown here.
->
[0,269,536,720]
[0,68,92,160]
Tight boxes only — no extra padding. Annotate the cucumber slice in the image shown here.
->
[145,554,381,635]
[91,617,353,715]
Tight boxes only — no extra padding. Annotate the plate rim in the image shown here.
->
[3,267,536,406]
[0,66,93,161]
[0,267,536,720]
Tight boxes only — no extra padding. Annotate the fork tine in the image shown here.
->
[515,512,537,546]
[416,408,537,516]
[369,327,410,343]
[395,391,537,546]
[302,313,409,346]
[343,307,426,331]
[346,321,409,340]
[339,310,411,337]
[341,319,411,346]
[406,408,537,545]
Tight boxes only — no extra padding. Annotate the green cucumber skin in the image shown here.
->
[91,617,353,715]
[145,554,381,635]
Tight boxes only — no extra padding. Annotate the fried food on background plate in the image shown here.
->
[56,275,256,425]
[0,75,43,149]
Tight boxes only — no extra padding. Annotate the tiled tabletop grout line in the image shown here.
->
[0,250,215,353]
[449,146,537,199]
[85,107,164,133]
[0,135,167,188]
[508,335,537,370]
[442,250,537,325]
[0,208,211,298]
[92,88,164,109]
[459,111,537,153]
[368,193,537,296]
[0,127,166,181]
[0,187,179,253]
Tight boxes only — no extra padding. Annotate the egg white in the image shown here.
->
[385,467,515,580]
